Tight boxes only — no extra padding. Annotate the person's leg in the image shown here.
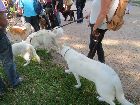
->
[79,4,85,23]
[0,77,5,96]
[47,8,59,28]
[76,4,82,23]
[87,34,97,59]
[97,43,105,63]
[31,16,40,32]
[56,12,61,26]
[96,29,107,63]
[24,16,32,25]
[0,32,21,88]
[87,24,97,59]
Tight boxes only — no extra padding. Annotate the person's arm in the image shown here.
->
[55,0,59,10]
[93,0,112,31]
[0,10,8,28]
[64,0,67,9]
[18,0,23,8]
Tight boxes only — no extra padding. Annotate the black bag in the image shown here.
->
[33,0,43,15]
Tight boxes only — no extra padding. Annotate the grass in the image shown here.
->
[131,0,140,5]
[0,50,121,105]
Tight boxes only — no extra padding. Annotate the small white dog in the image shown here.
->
[12,41,40,66]
[25,26,63,51]
[59,45,133,105]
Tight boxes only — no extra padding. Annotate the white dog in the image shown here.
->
[12,41,40,66]
[25,26,63,51]
[59,45,133,105]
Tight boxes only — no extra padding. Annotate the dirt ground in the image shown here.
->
[7,1,140,104]
[55,1,140,104]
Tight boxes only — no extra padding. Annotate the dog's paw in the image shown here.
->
[23,63,28,66]
[97,96,105,102]
[65,69,71,74]
[75,84,81,88]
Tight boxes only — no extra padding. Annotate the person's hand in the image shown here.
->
[0,13,8,28]
[92,29,100,41]
[85,14,89,19]
[93,29,99,36]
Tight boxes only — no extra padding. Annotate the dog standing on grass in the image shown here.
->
[12,41,40,66]
[59,45,134,105]
[25,26,64,51]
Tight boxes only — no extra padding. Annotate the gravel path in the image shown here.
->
[56,1,140,104]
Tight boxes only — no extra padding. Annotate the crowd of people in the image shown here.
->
[5,0,87,29]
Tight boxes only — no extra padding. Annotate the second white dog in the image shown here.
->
[12,41,40,66]
[25,26,63,51]
[59,45,133,105]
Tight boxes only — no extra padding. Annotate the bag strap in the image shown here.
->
[106,15,109,23]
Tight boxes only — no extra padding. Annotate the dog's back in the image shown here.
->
[60,7,75,21]
[12,41,31,56]
[62,46,116,80]
[12,41,40,66]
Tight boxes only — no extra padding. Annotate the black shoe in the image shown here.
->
[87,52,93,59]
[0,91,5,97]
[12,77,23,89]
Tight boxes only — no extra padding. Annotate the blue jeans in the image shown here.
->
[76,3,85,23]
[56,12,61,26]
[0,31,21,90]
[76,6,83,23]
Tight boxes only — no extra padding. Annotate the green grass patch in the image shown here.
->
[0,50,121,105]
[131,0,140,5]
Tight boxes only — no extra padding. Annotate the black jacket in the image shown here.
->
[76,0,86,7]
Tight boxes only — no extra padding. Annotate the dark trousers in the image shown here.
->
[76,3,85,23]
[24,16,40,32]
[0,31,21,90]
[45,3,59,29]
[87,24,107,63]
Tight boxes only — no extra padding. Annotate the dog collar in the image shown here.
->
[30,37,33,44]
[64,48,71,57]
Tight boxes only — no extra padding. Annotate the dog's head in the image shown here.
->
[58,44,70,57]
[25,32,37,44]
[52,26,64,36]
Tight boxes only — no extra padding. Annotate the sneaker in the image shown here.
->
[0,91,5,97]
[12,77,23,89]
[19,77,23,82]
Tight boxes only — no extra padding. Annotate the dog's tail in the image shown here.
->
[114,76,134,105]
[30,45,40,63]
